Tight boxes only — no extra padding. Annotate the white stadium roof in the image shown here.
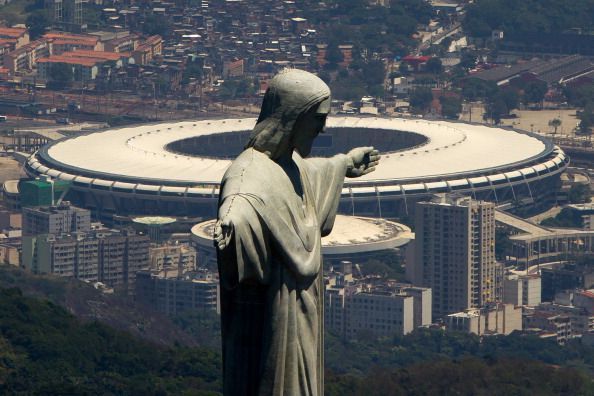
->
[32,117,552,188]
[191,215,413,255]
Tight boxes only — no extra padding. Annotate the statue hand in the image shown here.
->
[346,146,381,178]
[214,218,233,250]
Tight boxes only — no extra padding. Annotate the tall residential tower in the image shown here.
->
[410,195,500,319]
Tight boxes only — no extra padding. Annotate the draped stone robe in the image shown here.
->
[217,147,348,396]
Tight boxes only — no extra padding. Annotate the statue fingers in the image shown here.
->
[214,219,234,249]
[214,229,225,249]
[362,166,376,175]
[369,153,381,162]
[214,223,223,239]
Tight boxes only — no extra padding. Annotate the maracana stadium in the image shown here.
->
[24,117,569,223]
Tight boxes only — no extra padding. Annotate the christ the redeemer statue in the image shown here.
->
[214,69,380,396]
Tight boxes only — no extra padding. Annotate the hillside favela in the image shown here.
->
[1,0,594,394]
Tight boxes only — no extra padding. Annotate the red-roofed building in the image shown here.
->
[0,27,29,49]
[315,44,327,67]
[38,55,104,82]
[0,40,13,67]
[524,310,573,345]
[0,38,17,54]
[402,55,431,72]
[131,35,162,65]
[63,49,132,64]
[0,67,10,80]
[3,39,52,75]
[104,34,138,53]
[223,58,244,78]
[338,45,353,68]
[43,32,102,55]
[144,35,162,53]
[37,48,131,82]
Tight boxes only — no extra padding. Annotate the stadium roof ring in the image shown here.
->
[190,215,414,268]
[25,117,569,219]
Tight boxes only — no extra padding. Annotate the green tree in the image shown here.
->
[409,87,433,113]
[326,44,344,67]
[541,207,585,227]
[482,89,518,124]
[399,62,410,76]
[425,57,443,75]
[579,118,592,137]
[523,80,548,105]
[439,96,462,119]
[548,118,562,135]
[564,83,594,107]
[46,63,73,90]
[484,96,508,124]
[218,77,257,100]
[459,51,477,70]
[142,14,170,36]
[568,183,591,204]
[461,78,498,102]
[330,75,367,100]
[500,89,519,112]
[361,60,385,86]
[577,103,594,137]
[463,0,594,39]
[182,62,202,84]
[26,10,50,40]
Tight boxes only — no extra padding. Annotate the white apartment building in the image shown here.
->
[410,195,500,319]
[447,303,522,335]
[325,273,431,339]
[503,274,541,306]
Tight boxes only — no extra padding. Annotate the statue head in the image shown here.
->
[246,69,331,159]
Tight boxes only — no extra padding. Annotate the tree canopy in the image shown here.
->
[303,0,432,57]
[3,282,594,395]
[409,87,433,113]
[464,0,594,38]
[0,288,221,394]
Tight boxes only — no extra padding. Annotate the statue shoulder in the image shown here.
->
[223,149,262,178]
[221,148,279,193]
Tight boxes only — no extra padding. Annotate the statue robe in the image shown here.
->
[217,147,348,396]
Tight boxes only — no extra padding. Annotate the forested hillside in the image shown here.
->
[1,284,594,395]
[0,288,221,395]
[464,0,594,37]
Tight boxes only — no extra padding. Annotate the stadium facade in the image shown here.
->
[24,117,569,223]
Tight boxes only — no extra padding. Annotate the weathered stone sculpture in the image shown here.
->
[215,69,380,396]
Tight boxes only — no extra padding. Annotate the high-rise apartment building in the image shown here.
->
[410,195,500,319]
[22,201,90,236]
[23,229,149,292]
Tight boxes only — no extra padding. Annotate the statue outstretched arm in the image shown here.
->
[345,146,381,178]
